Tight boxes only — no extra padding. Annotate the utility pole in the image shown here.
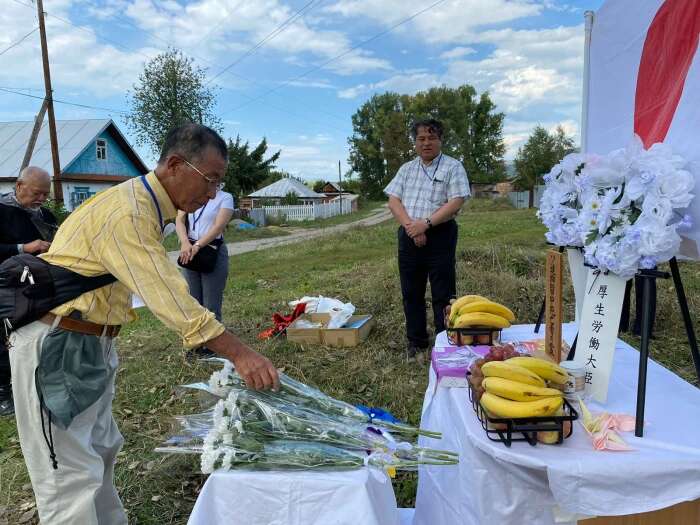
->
[338,160,343,214]
[20,99,48,171]
[36,0,63,203]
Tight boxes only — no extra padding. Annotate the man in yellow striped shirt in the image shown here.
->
[9,124,278,525]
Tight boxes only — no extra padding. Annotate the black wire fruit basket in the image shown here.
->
[444,305,503,346]
[467,379,579,447]
[446,326,503,346]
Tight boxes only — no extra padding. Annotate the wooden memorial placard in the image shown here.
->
[545,249,563,363]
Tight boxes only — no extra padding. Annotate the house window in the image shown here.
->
[70,186,96,209]
[96,139,107,160]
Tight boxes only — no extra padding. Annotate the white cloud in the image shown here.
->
[286,79,336,89]
[325,0,542,44]
[439,46,476,60]
[121,0,392,77]
[338,71,440,99]
[0,1,157,99]
[336,22,584,156]
[268,141,348,180]
[502,118,580,159]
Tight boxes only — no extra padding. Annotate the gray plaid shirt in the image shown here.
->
[384,153,470,220]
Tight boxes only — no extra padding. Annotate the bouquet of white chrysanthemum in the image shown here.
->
[157,362,458,475]
[208,360,441,439]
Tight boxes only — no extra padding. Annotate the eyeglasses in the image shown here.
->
[182,158,221,188]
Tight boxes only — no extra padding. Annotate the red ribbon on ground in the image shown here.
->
[257,302,307,340]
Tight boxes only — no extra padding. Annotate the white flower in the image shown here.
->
[651,169,695,209]
[636,216,681,260]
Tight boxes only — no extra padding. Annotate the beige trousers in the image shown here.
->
[9,320,127,525]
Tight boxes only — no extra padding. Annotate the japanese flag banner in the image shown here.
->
[584,0,700,256]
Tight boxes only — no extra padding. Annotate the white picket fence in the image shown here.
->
[262,200,353,222]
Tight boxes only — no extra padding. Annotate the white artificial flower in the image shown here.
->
[539,137,692,276]
[652,169,695,209]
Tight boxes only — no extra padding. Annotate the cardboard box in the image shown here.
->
[286,313,375,347]
[286,316,324,344]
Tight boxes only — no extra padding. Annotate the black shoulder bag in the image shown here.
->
[0,254,116,342]
[176,204,222,274]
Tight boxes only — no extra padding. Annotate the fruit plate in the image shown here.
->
[446,326,503,346]
[467,381,579,447]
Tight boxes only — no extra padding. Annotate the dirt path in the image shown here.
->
[167,207,393,262]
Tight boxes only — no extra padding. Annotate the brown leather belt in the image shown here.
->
[40,313,121,338]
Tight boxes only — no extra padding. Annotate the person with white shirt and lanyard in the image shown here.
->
[384,119,470,360]
[176,183,235,357]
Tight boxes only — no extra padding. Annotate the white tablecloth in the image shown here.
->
[413,324,700,525]
[188,468,400,525]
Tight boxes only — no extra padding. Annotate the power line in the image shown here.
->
[11,0,158,64]
[0,27,38,56]
[207,0,322,84]
[0,86,44,91]
[0,86,128,115]
[9,0,347,127]
[220,0,449,116]
[189,0,247,49]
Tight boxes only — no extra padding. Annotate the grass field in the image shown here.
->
[1,200,698,524]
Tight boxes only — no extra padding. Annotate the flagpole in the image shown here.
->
[580,10,595,154]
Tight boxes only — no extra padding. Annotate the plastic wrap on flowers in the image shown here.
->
[156,362,458,474]
[208,360,441,439]
[538,136,693,279]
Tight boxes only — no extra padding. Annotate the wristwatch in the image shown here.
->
[194,241,201,249]
[425,217,433,229]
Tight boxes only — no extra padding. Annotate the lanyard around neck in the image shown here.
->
[190,201,208,230]
[418,153,442,181]
[140,176,164,233]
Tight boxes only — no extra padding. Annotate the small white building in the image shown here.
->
[244,177,325,208]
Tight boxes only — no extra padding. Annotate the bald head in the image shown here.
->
[16,166,51,209]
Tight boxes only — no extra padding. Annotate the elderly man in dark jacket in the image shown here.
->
[0,166,57,416]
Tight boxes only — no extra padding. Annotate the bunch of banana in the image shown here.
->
[479,359,565,419]
[506,356,569,385]
[449,295,515,330]
[448,295,487,325]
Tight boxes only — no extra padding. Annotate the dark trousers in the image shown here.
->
[398,220,457,348]
[0,339,9,395]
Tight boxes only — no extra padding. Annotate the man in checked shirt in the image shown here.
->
[384,119,470,360]
[9,123,279,524]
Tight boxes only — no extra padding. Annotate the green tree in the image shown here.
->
[281,191,300,205]
[224,136,281,198]
[348,85,507,199]
[259,170,287,189]
[312,180,326,193]
[348,92,409,199]
[126,49,221,156]
[513,125,576,208]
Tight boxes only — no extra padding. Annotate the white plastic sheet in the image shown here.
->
[187,468,400,525]
[414,324,700,525]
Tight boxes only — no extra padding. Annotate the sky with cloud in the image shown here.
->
[0,0,604,181]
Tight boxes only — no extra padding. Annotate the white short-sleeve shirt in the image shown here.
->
[384,153,470,220]
[187,190,234,241]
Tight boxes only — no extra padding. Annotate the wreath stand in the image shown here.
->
[536,254,700,437]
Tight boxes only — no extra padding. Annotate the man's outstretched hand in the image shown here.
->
[207,330,280,391]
